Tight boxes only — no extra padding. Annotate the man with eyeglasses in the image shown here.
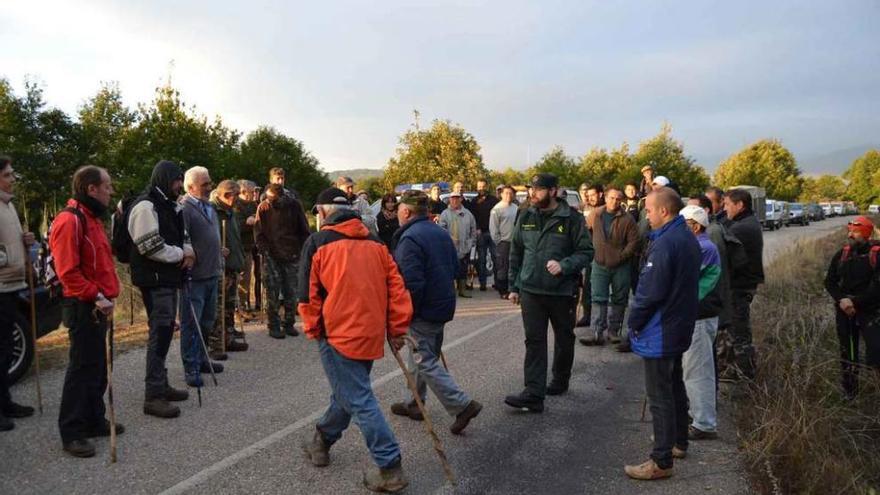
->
[824,216,880,399]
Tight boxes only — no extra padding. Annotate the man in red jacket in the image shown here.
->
[49,165,121,459]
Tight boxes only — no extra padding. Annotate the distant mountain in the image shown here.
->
[328,168,384,182]
[798,145,877,175]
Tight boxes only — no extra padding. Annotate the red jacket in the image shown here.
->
[49,199,120,302]
[297,210,412,360]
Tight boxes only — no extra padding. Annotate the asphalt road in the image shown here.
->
[0,216,851,494]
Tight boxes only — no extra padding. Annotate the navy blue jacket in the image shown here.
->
[628,215,701,358]
[392,216,458,323]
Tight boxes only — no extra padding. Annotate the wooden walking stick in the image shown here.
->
[640,396,648,422]
[221,219,227,354]
[387,336,456,485]
[105,312,117,463]
[25,244,44,415]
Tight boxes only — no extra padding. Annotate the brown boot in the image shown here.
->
[143,398,181,418]
[301,429,330,467]
[363,463,408,493]
[672,446,687,459]
[624,459,674,480]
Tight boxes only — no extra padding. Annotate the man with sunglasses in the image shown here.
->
[824,216,880,399]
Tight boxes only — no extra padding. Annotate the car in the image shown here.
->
[764,200,786,230]
[831,202,844,216]
[869,204,880,215]
[819,202,832,217]
[787,203,809,226]
[806,203,825,221]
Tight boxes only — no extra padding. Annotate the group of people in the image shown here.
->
[1,151,877,491]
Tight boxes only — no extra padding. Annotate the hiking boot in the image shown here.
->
[200,361,224,373]
[624,459,673,480]
[672,446,687,459]
[688,425,718,440]
[285,326,300,337]
[390,402,423,421]
[227,340,249,352]
[302,429,331,467]
[457,281,472,298]
[504,392,544,413]
[209,350,228,361]
[363,463,408,493]
[2,401,35,418]
[546,382,569,396]
[0,415,13,431]
[579,332,605,346]
[63,439,96,458]
[450,400,482,435]
[144,398,181,418]
[164,386,189,402]
[615,341,632,353]
[575,316,590,328]
[269,329,286,339]
[87,420,126,438]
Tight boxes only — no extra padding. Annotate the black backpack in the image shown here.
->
[111,196,140,263]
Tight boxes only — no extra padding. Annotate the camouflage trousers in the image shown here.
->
[210,269,239,351]
[716,289,756,380]
[263,256,298,333]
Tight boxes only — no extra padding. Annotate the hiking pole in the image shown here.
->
[387,335,456,486]
[104,312,117,463]
[184,278,218,388]
[25,244,44,415]
[640,396,648,422]
[221,219,227,354]
[236,272,247,344]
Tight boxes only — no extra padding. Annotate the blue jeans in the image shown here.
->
[317,340,401,469]
[683,317,718,432]
[476,231,496,286]
[180,277,218,375]
[404,319,470,415]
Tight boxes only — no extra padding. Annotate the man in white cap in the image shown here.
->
[438,191,477,297]
[651,176,671,191]
[679,205,723,441]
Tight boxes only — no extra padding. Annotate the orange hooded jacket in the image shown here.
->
[297,209,412,360]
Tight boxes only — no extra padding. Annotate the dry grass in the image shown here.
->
[739,231,880,494]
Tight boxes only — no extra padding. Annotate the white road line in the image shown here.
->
[159,312,520,495]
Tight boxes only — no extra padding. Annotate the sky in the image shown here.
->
[2,0,878,175]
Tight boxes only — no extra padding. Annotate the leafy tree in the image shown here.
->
[239,126,327,206]
[715,139,803,201]
[79,82,139,195]
[527,146,579,187]
[489,166,528,188]
[631,124,710,197]
[383,118,488,191]
[843,149,880,208]
[799,174,847,203]
[355,176,386,202]
[578,143,633,188]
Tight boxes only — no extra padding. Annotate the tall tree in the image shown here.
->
[578,143,632,187]
[715,139,803,201]
[489,166,528,188]
[240,126,327,207]
[79,82,139,195]
[631,124,710,197]
[799,175,848,203]
[527,146,580,186]
[383,117,488,191]
[843,149,880,208]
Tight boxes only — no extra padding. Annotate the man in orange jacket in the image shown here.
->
[298,187,413,493]
[49,165,121,459]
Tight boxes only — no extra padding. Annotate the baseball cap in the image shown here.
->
[652,176,670,187]
[680,204,709,228]
[449,191,463,198]
[530,173,559,189]
[312,187,351,213]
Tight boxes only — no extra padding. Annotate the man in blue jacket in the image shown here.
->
[390,190,482,435]
[624,188,701,481]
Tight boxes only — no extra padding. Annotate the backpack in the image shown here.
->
[45,206,88,290]
[840,241,880,269]
[111,196,140,263]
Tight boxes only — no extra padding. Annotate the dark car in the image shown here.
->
[806,203,825,221]
[787,203,810,226]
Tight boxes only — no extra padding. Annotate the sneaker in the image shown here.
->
[163,386,190,402]
[0,415,13,431]
[63,439,96,458]
[688,425,718,440]
[144,398,181,418]
[390,402,423,421]
[284,327,300,337]
[450,400,482,435]
[504,393,544,413]
[200,361,224,374]
[2,401,35,418]
[363,463,408,493]
[227,340,249,352]
[672,446,687,459]
[87,420,126,438]
[546,382,569,396]
[302,429,331,467]
[624,459,674,480]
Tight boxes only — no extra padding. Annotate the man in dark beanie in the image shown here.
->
[127,160,194,418]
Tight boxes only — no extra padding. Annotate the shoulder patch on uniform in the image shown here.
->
[556,224,565,234]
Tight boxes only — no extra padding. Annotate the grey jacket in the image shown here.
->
[181,194,222,280]
[439,206,476,259]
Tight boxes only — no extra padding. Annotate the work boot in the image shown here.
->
[0,415,13,431]
[688,425,718,440]
[63,439,96,458]
[301,429,331,467]
[390,402,424,421]
[624,459,673,480]
[2,401,35,418]
[591,303,608,340]
[579,331,604,347]
[200,361,224,373]
[144,398,181,418]
[285,326,300,337]
[226,339,249,352]
[546,381,569,396]
[363,461,408,493]
[164,385,190,402]
[87,420,126,437]
[269,328,286,339]
[209,350,228,361]
[672,446,687,459]
[457,281,472,298]
[608,304,626,344]
[503,392,544,413]
[450,400,483,435]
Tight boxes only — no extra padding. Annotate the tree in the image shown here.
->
[715,139,803,201]
[79,82,139,194]
[526,146,580,186]
[631,124,710,197]
[383,117,488,191]
[578,143,633,188]
[843,149,880,208]
[799,175,847,203]
[239,126,327,207]
[356,176,386,202]
[489,166,528,188]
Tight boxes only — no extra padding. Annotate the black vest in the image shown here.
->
[130,188,186,288]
